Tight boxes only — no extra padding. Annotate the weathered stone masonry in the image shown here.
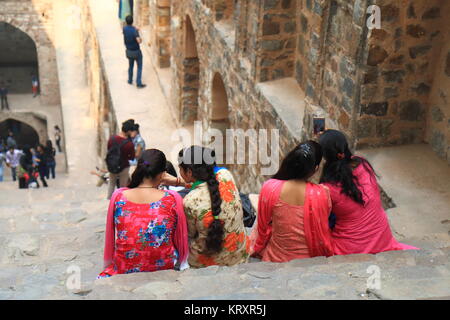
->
[0,0,61,106]
[135,0,450,193]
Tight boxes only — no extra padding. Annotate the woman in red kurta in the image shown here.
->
[99,149,188,278]
[252,141,334,262]
[319,130,418,255]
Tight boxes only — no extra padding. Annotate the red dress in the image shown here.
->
[98,191,179,278]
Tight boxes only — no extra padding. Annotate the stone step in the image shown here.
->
[359,144,450,242]
[84,248,450,300]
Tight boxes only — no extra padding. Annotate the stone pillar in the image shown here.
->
[256,0,297,82]
[155,0,171,68]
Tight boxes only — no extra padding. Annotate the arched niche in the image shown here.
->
[180,15,200,124]
[0,22,39,93]
[0,118,41,148]
[210,73,231,164]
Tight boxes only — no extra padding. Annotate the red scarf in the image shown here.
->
[103,188,189,268]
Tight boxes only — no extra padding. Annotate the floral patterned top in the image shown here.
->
[184,168,250,268]
[98,191,178,278]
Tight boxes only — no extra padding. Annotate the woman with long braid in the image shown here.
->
[178,146,250,268]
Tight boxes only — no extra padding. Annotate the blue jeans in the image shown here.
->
[47,161,56,179]
[11,167,16,181]
[128,50,143,86]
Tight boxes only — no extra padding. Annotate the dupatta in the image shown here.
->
[303,183,334,257]
[252,179,334,258]
[103,188,189,268]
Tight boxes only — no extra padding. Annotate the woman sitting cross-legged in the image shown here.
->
[251,141,334,262]
[178,146,250,268]
[319,130,418,255]
[99,149,189,278]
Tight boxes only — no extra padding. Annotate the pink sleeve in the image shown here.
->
[103,188,127,268]
[167,190,189,265]
[252,182,276,256]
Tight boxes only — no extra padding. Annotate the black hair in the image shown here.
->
[166,161,177,178]
[133,123,140,133]
[20,145,33,173]
[54,125,60,130]
[178,146,223,254]
[319,130,378,205]
[128,149,167,188]
[121,119,135,133]
[125,15,133,25]
[46,140,53,149]
[273,140,322,180]
[36,144,45,153]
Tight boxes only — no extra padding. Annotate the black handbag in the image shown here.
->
[126,49,141,60]
[240,193,256,228]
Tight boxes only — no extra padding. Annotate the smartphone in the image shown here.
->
[313,117,326,135]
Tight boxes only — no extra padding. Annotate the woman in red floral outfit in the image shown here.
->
[99,149,188,278]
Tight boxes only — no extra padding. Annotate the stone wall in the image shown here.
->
[0,112,49,145]
[357,1,450,151]
[425,6,450,165]
[167,0,307,192]
[144,0,172,68]
[0,0,61,105]
[143,0,450,192]
[77,0,117,162]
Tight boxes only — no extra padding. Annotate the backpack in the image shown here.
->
[105,136,130,174]
[239,193,256,228]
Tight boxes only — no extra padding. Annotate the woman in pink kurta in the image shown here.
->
[252,141,334,262]
[319,130,418,255]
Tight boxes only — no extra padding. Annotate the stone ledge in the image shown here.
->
[87,249,450,300]
[256,78,306,140]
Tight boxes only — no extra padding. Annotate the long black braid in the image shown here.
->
[179,146,224,254]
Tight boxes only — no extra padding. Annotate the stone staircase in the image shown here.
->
[0,176,108,299]
[0,171,449,300]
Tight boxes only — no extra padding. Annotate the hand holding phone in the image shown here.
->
[313,117,326,135]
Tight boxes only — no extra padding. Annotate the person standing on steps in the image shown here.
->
[131,123,145,161]
[6,131,17,149]
[0,84,10,111]
[54,125,62,153]
[106,119,136,199]
[5,146,22,182]
[35,144,48,188]
[123,15,146,89]
[117,0,132,23]
[0,150,6,182]
[45,140,56,179]
[31,75,39,98]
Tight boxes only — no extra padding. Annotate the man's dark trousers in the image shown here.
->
[1,95,9,110]
[128,50,143,86]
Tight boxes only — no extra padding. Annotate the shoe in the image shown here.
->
[128,80,132,85]
[137,84,147,88]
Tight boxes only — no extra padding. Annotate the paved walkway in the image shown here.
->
[89,0,185,164]
[361,144,450,247]
[53,0,97,184]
